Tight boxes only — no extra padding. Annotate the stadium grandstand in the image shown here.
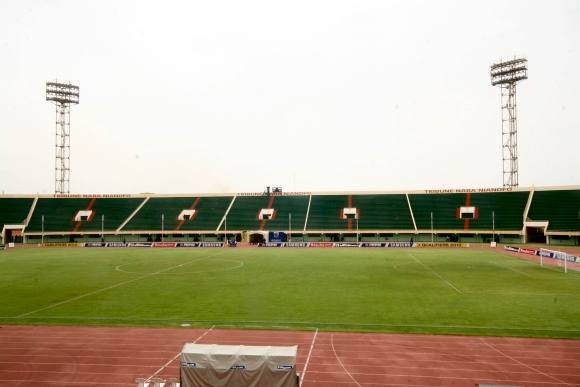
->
[1,185,579,246]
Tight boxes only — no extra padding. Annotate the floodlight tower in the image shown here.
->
[46,81,80,194]
[490,57,527,187]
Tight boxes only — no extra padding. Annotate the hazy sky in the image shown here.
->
[1,0,579,194]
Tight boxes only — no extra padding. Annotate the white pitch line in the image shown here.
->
[408,254,462,293]
[488,261,537,278]
[300,328,318,385]
[16,250,229,318]
[146,326,215,383]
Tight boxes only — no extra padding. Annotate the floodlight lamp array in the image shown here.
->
[46,81,80,104]
[490,57,528,86]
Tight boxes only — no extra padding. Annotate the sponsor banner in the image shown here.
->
[181,362,197,368]
[83,243,106,247]
[388,242,413,247]
[309,243,333,248]
[333,243,360,247]
[259,243,285,247]
[414,243,467,248]
[361,243,387,247]
[504,245,520,252]
[107,242,129,247]
[553,252,579,263]
[0,245,5,250]
[277,366,294,370]
[176,242,200,247]
[198,242,224,247]
[538,250,553,258]
[128,242,153,247]
[153,242,176,248]
[42,243,82,247]
[519,247,537,256]
[286,242,309,247]
[269,231,285,243]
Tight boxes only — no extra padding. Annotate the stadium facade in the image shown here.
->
[1,185,579,246]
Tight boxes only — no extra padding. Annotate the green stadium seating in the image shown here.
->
[220,196,274,231]
[26,198,143,232]
[409,192,530,231]
[27,198,95,232]
[469,191,529,231]
[306,195,350,230]
[12,188,579,238]
[123,196,233,231]
[253,195,309,231]
[0,198,34,227]
[353,194,414,230]
[76,198,144,232]
[408,193,466,230]
[528,190,580,231]
[176,196,233,231]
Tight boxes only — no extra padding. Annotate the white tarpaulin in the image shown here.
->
[180,344,298,387]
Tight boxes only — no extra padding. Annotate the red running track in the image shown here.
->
[1,325,579,387]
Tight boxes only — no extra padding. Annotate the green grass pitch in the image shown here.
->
[0,247,579,338]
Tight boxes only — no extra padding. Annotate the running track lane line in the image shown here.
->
[331,333,362,387]
[480,337,574,386]
[300,328,318,385]
[408,254,462,293]
[15,250,230,318]
[146,326,215,383]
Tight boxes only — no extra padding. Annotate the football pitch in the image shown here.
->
[0,247,579,339]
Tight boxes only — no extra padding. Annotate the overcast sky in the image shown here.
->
[1,0,578,195]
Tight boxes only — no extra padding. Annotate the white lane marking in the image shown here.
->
[480,337,574,386]
[331,333,362,387]
[300,328,318,385]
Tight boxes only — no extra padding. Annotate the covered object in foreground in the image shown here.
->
[180,344,299,387]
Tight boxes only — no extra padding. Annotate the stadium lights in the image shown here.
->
[46,80,80,194]
[490,56,528,188]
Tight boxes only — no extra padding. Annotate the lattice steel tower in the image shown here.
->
[46,81,80,194]
[490,57,528,188]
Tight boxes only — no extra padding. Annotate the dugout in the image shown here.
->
[180,344,299,387]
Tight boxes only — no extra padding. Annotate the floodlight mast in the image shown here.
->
[46,81,80,194]
[490,57,527,188]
